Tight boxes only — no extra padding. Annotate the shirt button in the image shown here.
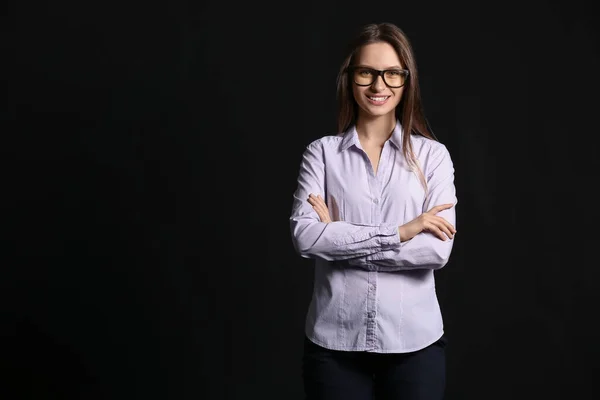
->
[373,198,379,204]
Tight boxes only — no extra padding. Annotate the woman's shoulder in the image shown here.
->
[305,134,344,151]
[411,134,451,158]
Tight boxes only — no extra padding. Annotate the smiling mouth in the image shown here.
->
[367,96,390,101]
[367,95,390,104]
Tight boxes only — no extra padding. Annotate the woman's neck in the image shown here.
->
[355,114,396,147]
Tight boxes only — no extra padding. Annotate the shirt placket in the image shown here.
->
[365,143,387,350]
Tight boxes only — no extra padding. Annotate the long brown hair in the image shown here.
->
[336,22,436,193]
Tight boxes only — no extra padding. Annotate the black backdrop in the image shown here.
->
[4,0,600,399]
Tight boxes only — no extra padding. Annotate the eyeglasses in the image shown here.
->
[347,66,410,88]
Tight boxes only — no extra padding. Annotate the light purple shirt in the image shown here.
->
[290,121,457,353]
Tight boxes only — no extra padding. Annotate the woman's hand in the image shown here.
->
[307,194,332,223]
[399,203,456,242]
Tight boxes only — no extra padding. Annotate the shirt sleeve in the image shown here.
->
[289,141,401,265]
[347,143,458,271]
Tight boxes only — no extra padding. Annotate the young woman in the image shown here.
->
[289,22,458,400]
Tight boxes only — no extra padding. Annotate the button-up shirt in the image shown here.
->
[289,121,457,353]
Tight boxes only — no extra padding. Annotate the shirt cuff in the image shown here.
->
[378,223,401,248]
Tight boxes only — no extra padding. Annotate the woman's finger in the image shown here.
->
[308,195,332,223]
[313,206,330,222]
[424,221,447,241]
[309,200,327,219]
[314,207,326,220]
[314,205,326,217]
[308,197,323,208]
[426,203,453,214]
[429,225,447,241]
[434,220,453,239]
[433,216,456,233]
[310,197,328,213]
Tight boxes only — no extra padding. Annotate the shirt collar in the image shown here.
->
[339,120,404,152]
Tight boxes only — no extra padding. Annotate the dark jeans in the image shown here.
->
[302,335,447,400]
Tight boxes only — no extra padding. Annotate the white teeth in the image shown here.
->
[369,96,389,101]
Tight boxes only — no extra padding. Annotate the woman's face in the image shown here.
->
[351,42,405,119]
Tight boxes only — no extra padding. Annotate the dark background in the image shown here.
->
[4,0,599,398]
